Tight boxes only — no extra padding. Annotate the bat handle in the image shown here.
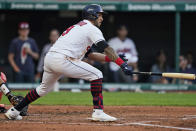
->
[132,72,162,76]
[150,72,162,76]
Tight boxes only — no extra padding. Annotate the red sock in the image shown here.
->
[91,79,103,109]
[15,89,40,111]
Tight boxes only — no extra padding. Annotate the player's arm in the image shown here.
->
[88,52,128,63]
[88,52,106,63]
[8,53,20,72]
[104,46,118,62]
[93,40,123,62]
[94,40,133,75]
[26,48,39,60]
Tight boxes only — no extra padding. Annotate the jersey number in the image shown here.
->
[62,26,74,36]
[61,21,87,36]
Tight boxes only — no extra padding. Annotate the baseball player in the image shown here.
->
[4,4,132,121]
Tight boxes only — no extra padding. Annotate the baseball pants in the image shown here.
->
[36,51,103,96]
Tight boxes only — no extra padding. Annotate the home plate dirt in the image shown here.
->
[1,106,196,131]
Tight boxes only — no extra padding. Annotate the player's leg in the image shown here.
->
[5,53,61,120]
[0,72,24,119]
[5,71,61,120]
[5,71,60,120]
[60,58,116,121]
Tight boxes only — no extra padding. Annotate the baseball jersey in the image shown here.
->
[49,20,105,60]
[9,37,39,73]
[108,37,138,71]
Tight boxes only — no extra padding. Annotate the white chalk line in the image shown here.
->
[2,118,196,130]
[3,120,157,126]
[130,122,196,131]
[181,115,196,120]
[184,115,196,117]
[182,117,196,120]
[3,120,196,130]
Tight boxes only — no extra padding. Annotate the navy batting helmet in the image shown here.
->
[82,4,105,21]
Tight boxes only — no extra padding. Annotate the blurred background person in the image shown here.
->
[178,55,196,84]
[108,25,139,83]
[8,22,39,83]
[35,29,60,83]
[151,49,171,84]
[186,51,195,69]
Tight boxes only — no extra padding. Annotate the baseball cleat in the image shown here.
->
[5,107,22,120]
[92,109,117,122]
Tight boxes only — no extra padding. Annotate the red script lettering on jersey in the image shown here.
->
[62,26,74,36]
[62,21,87,36]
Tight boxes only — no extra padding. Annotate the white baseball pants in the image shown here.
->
[36,51,103,96]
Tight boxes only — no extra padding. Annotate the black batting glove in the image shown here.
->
[119,53,128,62]
[120,62,133,75]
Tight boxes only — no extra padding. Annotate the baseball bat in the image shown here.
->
[132,72,196,80]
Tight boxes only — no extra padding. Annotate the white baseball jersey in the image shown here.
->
[50,20,105,60]
[108,37,138,71]
[36,20,105,96]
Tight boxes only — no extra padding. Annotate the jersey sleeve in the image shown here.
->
[88,27,105,45]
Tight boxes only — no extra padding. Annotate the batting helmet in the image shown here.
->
[82,4,106,21]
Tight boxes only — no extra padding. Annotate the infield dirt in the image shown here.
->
[1,106,196,131]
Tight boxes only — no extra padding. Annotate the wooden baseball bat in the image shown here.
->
[132,72,196,80]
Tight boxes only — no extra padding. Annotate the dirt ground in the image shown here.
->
[1,106,196,131]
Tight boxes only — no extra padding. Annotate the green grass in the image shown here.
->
[1,91,196,106]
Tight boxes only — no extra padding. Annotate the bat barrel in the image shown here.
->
[162,73,196,80]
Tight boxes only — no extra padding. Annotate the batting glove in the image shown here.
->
[120,63,133,75]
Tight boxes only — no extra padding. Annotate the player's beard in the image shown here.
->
[94,20,101,28]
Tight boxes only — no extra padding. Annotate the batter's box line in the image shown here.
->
[129,122,196,131]
[3,120,196,130]
[134,121,159,124]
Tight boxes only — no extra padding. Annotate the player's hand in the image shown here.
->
[25,47,32,54]
[14,67,20,73]
[119,53,128,62]
[120,63,133,75]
